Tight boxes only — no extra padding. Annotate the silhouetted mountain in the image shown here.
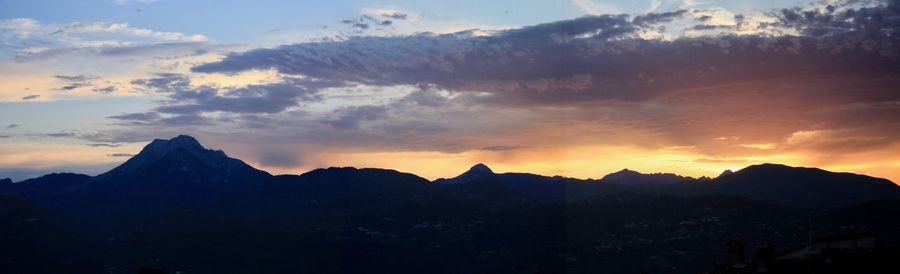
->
[600,168,696,185]
[218,167,438,220]
[107,167,558,274]
[434,163,494,185]
[5,136,900,273]
[11,173,92,199]
[94,135,270,184]
[0,178,11,185]
[706,163,900,208]
[11,135,273,225]
[0,192,99,273]
[435,164,613,202]
[717,169,734,178]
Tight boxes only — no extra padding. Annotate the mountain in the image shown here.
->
[108,167,557,274]
[93,134,270,184]
[11,135,274,225]
[599,168,696,185]
[433,163,494,185]
[707,163,900,208]
[435,164,620,202]
[0,192,99,273]
[9,173,93,202]
[4,136,900,273]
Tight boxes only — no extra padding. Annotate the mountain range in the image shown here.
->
[2,135,899,274]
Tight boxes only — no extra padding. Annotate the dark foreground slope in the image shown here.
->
[2,135,900,274]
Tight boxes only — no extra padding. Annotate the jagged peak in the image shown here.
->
[601,168,695,185]
[144,135,205,152]
[94,134,259,180]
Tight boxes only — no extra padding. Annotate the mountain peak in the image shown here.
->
[145,134,205,152]
[718,169,734,178]
[611,168,641,175]
[94,134,269,182]
[468,163,494,174]
[433,163,495,185]
[0,178,12,184]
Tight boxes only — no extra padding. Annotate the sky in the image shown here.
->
[1,0,899,183]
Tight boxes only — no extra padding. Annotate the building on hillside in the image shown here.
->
[708,232,881,274]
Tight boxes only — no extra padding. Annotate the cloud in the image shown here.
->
[257,149,304,167]
[382,12,409,20]
[0,18,210,62]
[21,95,40,100]
[480,145,525,152]
[194,2,899,107]
[324,105,388,130]
[572,0,621,15]
[43,132,77,138]
[50,21,206,42]
[108,112,162,122]
[128,74,346,116]
[54,74,98,91]
[649,0,663,12]
[87,143,122,147]
[130,73,191,93]
[188,1,900,157]
[107,153,135,157]
[108,111,211,127]
[69,0,900,182]
[93,86,117,94]
[6,124,18,129]
[11,41,218,63]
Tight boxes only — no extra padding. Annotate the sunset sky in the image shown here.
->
[1,0,899,183]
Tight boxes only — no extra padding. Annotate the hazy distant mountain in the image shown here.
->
[599,168,696,185]
[435,163,620,202]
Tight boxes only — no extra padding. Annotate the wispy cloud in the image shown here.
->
[0,17,208,61]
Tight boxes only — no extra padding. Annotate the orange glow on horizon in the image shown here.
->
[245,144,900,185]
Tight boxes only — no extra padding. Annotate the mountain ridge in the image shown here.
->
[3,135,898,209]
[3,135,900,273]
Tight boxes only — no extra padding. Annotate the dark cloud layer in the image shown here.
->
[87,143,122,147]
[324,105,388,130]
[130,74,345,116]
[194,1,900,109]
[108,112,161,122]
